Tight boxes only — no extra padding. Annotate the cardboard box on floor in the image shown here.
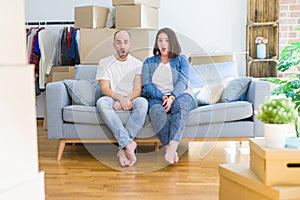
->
[219,162,300,200]
[112,0,160,8]
[115,5,158,29]
[249,138,300,186]
[47,66,74,82]
[80,28,157,64]
[74,6,109,29]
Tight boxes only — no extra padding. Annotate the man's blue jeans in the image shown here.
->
[96,96,148,149]
[148,93,196,146]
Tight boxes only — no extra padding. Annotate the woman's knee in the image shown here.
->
[149,104,165,117]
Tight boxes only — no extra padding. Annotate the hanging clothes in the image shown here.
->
[38,29,58,89]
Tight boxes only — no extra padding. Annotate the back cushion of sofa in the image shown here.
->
[190,61,238,89]
[74,65,101,100]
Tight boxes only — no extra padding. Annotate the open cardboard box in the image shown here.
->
[219,162,300,200]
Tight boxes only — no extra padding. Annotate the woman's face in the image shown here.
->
[157,32,169,57]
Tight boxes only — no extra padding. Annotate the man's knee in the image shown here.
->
[134,97,148,110]
[96,96,113,109]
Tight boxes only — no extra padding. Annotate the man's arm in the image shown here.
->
[127,74,142,101]
[100,80,132,110]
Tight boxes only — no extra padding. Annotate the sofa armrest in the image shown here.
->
[246,79,270,137]
[46,81,71,139]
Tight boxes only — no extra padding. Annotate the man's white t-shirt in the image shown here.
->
[96,54,142,97]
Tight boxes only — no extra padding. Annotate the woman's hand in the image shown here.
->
[162,96,174,112]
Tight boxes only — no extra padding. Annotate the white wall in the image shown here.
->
[25,0,247,75]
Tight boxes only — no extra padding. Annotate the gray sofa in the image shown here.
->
[46,59,270,161]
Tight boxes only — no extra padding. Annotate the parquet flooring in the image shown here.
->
[37,120,250,200]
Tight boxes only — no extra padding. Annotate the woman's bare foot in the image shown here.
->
[125,141,137,166]
[117,149,130,167]
[165,140,179,164]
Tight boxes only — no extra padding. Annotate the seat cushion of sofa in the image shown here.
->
[63,105,152,126]
[63,101,252,127]
[187,101,253,126]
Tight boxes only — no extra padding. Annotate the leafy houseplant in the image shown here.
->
[256,98,297,149]
[265,27,300,136]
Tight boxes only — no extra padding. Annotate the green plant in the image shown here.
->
[256,98,297,124]
[264,27,300,134]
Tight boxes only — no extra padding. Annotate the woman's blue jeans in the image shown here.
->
[148,93,197,146]
[96,96,148,149]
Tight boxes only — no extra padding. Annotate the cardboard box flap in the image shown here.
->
[219,162,300,199]
[249,138,300,159]
[219,163,279,197]
[112,0,160,8]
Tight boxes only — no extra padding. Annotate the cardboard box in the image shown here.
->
[47,66,74,82]
[80,28,157,64]
[219,162,300,200]
[112,0,160,8]
[249,138,300,186]
[189,54,236,65]
[115,5,158,29]
[74,6,109,29]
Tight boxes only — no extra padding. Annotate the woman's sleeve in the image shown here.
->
[170,55,190,97]
[142,58,165,100]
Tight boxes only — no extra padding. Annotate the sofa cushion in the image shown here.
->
[63,105,151,127]
[63,101,252,126]
[219,77,252,103]
[74,64,101,101]
[190,61,238,90]
[195,83,224,105]
[63,80,96,106]
[187,101,253,126]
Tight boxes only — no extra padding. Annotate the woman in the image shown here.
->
[142,28,197,164]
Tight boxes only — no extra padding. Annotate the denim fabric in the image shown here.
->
[142,54,191,99]
[148,93,197,146]
[96,96,148,148]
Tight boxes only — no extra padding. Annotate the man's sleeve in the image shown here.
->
[96,60,109,81]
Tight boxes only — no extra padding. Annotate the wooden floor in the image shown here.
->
[37,120,250,200]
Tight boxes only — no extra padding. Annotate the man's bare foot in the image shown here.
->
[117,149,130,167]
[165,140,179,164]
[125,141,137,166]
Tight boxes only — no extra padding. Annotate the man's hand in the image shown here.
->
[113,101,123,110]
[119,97,133,111]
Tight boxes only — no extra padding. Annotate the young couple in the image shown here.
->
[96,28,196,167]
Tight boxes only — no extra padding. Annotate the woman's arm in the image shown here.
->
[170,55,190,97]
[142,58,165,100]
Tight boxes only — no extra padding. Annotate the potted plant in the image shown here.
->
[256,98,297,149]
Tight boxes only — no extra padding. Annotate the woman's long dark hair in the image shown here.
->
[153,27,182,58]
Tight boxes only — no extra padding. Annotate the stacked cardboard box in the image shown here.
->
[74,6,109,29]
[113,0,160,29]
[219,138,300,200]
[75,1,160,64]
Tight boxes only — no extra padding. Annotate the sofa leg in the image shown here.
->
[57,139,66,161]
[154,142,160,151]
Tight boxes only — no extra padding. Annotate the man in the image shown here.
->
[96,30,148,167]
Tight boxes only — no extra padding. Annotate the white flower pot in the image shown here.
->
[264,123,289,149]
[256,43,266,59]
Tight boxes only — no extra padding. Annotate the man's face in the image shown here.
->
[113,31,131,60]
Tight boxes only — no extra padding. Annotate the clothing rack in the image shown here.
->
[25,21,74,26]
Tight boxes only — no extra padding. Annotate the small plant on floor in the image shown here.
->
[256,98,297,124]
